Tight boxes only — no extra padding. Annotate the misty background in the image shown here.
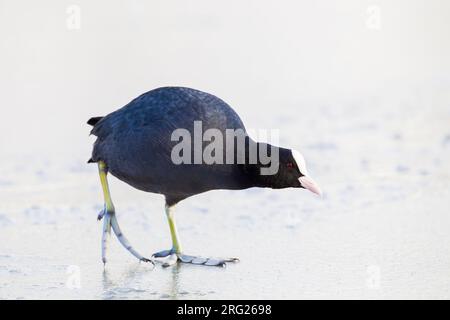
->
[0,1,449,299]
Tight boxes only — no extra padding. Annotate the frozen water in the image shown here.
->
[1,0,450,299]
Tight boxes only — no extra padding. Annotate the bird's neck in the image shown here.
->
[241,141,282,189]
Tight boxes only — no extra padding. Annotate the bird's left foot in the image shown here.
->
[99,206,154,266]
[152,249,239,267]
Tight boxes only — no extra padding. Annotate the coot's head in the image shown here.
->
[265,147,322,196]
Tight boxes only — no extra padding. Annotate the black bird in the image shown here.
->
[88,87,321,267]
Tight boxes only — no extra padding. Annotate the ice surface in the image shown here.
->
[1,1,450,299]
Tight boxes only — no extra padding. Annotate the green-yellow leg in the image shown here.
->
[152,204,239,268]
[98,162,114,264]
[152,205,182,266]
[97,161,152,265]
[167,205,183,254]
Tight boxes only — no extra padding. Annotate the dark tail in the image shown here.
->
[87,116,104,126]
[87,116,104,164]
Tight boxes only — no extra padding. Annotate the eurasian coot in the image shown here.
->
[88,87,321,267]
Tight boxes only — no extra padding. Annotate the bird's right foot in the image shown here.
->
[152,249,239,268]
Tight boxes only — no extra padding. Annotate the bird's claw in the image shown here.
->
[152,248,176,258]
[140,257,155,266]
[98,206,116,221]
[97,206,107,221]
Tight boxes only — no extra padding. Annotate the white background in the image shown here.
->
[0,0,449,299]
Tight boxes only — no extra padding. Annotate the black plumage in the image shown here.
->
[89,86,321,266]
[89,87,305,205]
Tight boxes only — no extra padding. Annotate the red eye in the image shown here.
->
[287,162,294,169]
